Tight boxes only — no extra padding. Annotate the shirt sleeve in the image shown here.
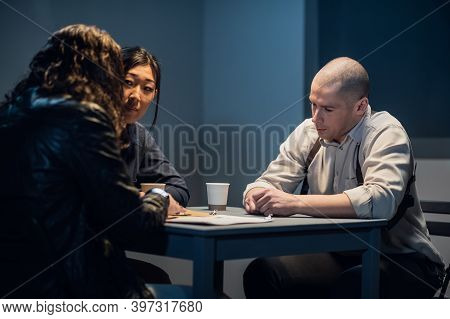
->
[136,128,190,207]
[243,121,314,202]
[344,125,413,220]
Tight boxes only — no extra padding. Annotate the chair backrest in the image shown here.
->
[420,200,450,298]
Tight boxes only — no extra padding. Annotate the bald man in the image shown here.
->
[242,57,445,298]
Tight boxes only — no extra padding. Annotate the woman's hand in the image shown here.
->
[167,194,186,216]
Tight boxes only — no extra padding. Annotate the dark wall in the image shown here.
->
[202,0,305,206]
[308,0,450,140]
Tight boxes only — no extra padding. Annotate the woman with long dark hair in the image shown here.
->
[120,46,189,284]
[120,46,190,207]
[0,25,176,298]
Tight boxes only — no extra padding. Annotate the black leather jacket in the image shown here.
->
[0,88,168,298]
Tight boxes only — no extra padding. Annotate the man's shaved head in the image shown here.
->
[313,57,369,104]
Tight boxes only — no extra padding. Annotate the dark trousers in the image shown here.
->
[243,252,443,298]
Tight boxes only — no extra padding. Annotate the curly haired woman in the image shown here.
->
[0,24,179,298]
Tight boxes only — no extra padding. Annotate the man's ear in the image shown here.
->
[355,97,368,114]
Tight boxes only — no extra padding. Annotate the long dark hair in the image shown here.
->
[1,24,125,137]
[122,46,161,127]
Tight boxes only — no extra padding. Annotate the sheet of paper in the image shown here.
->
[291,214,312,218]
[166,214,272,226]
[166,209,211,219]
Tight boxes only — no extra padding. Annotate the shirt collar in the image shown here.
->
[319,104,371,148]
[347,104,371,144]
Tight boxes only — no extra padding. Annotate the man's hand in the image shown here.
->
[244,188,267,214]
[254,188,299,217]
[246,188,357,218]
[167,194,186,216]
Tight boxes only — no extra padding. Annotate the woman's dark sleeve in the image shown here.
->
[135,126,190,207]
[65,105,168,248]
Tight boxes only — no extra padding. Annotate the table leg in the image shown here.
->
[192,237,223,298]
[361,228,381,298]
[214,260,224,293]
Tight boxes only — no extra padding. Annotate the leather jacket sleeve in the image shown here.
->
[64,103,168,248]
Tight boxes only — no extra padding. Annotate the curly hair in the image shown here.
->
[2,24,125,137]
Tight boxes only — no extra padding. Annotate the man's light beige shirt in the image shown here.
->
[244,106,444,265]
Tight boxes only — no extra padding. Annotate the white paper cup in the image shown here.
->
[206,183,230,211]
[141,183,166,193]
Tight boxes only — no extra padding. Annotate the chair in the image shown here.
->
[421,200,450,298]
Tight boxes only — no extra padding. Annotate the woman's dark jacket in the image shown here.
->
[121,123,190,206]
[0,88,168,298]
